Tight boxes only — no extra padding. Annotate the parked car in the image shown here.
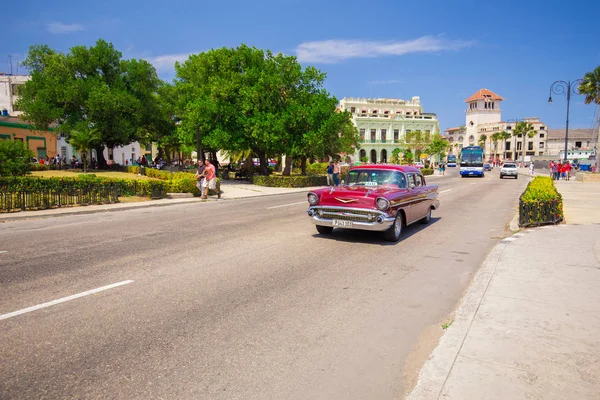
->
[414,162,425,169]
[306,165,440,242]
[483,163,492,171]
[500,163,518,179]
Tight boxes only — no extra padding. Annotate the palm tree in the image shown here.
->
[513,122,536,165]
[497,131,511,161]
[478,134,487,160]
[68,127,101,174]
[579,65,600,105]
[490,132,499,162]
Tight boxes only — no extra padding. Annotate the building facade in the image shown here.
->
[445,89,548,162]
[546,128,597,159]
[0,74,30,116]
[0,116,57,159]
[338,96,440,163]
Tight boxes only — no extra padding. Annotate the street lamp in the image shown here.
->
[548,79,583,163]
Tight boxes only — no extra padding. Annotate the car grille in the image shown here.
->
[316,207,381,222]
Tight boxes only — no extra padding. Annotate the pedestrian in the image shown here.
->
[551,161,558,180]
[557,162,563,180]
[439,162,445,175]
[201,158,217,199]
[529,162,534,176]
[564,161,572,181]
[326,162,334,186]
[195,158,206,195]
[333,160,341,186]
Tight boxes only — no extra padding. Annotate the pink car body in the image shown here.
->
[307,165,440,241]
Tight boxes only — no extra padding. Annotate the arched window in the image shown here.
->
[370,149,377,163]
[359,149,366,160]
[469,135,475,145]
[448,137,454,143]
[381,149,387,163]
[458,136,464,142]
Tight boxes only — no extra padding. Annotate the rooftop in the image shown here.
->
[547,128,597,140]
[464,88,504,103]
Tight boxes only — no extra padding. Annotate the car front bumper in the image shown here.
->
[307,206,396,232]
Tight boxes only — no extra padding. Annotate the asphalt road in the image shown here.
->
[0,168,528,399]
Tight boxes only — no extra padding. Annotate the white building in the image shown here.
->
[0,74,30,116]
[338,96,440,163]
[445,89,548,162]
[546,128,597,159]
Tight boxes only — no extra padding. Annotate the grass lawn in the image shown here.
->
[29,170,157,180]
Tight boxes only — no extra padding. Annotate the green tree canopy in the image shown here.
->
[579,65,600,105]
[0,140,34,176]
[17,39,171,168]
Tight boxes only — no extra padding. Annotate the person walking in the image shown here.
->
[326,162,334,186]
[439,162,445,175]
[332,161,341,186]
[564,161,572,181]
[551,161,558,180]
[529,162,534,176]
[195,159,206,195]
[202,158,217,199]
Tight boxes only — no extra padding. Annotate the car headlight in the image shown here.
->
[308,193,319,205]
[376,197,390,210]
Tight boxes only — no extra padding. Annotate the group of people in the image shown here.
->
[326,161,341,186]
[549,161,573,181]
[38,155,92,169]
[195,158,218,199]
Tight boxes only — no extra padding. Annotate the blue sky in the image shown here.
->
[4,0,600,131]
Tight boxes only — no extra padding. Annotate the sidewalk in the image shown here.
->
[0,181,317,223]
[407,180,600,399]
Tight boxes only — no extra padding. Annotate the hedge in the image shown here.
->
[306,162,329,175]
[251,175,327,187]
[519,176,563,227]
[126,166,195,180]
[421,168,433,176]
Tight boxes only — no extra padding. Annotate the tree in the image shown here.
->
[390,148,402,164]
[497,131,511,161]
[68,125,101,173]
[579,65,600,105]
[17,40,167,168]
[513,122,536,165]
[490,132,500,161]
[400,130,432,161]
[425,134,449,163]
[0,140,34,176]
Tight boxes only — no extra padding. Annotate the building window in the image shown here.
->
[372,109,378,114]
[381,129,387,142]
[528,142,534,151]
[575,141,582,148]
[539,126,545,130]
[360,129,365,141]
[384,111,389,115]
[406,112,411,115]
[507,125,512,130]
[539,133,544,138]
[517,142,522,150]
[458,136,463,142]
[539,142,544,149]
[393,129,399,142]
[350,107,356,113]
[370,129,376,142]
[425,130,431,134]
[11,101,20,112]
[506,142,511,150]
[11,84,24,96]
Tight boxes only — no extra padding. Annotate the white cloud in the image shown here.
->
[296,36,474,64]
[146,53,192,73]
[47,22,85,34]
[368,79,402,85]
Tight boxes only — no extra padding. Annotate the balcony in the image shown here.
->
[362,140,398,144]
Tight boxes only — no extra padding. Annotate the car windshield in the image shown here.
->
[503,164,516,168]
[346,170,407,188]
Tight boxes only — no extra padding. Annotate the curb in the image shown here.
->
[405,241,509,400]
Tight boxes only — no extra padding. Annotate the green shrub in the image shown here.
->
[127,166,140,174]
[306,162,329,175]
[519,176,563,226]
[29,164,49,171]
[521,176,561,202]
[251,175,326,187]
[421,168,434,176]
[0,140,34,176]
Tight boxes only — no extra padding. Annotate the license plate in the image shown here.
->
[469,172,474,175]
[332,219,353,227]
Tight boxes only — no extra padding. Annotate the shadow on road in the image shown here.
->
[311,217,441,246]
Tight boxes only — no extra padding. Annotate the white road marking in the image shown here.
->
[0,280,134,321]
[267,201,307,209]
[439,189,452,194]
[500,237,517,243]
[0,251,7,254]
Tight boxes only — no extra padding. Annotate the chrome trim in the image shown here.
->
[307,206,395,232]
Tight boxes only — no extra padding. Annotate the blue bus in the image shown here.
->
[460,146,485,177]
[447,154,457,167]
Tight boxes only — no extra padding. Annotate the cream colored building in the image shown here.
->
[445,89,548,162]
[0,74,30,116]
[338,96,440,163]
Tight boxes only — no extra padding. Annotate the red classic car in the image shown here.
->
[306,165,440,241]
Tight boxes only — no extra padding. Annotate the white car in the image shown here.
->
[414,162,425,169]
[500,163,518,179]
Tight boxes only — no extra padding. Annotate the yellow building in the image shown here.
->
[0,116,57,159]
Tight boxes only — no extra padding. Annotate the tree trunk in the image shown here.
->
[283,155,292,176]
[300,157,307,176]
[245,154,254,177]
[276,156,282,173]
[257,150,268,175]
[95,145,107,169]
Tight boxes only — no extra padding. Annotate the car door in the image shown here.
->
[412,173,428,219]
[405,173,421,223]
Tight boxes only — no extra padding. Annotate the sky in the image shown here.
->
[3,0,600,132]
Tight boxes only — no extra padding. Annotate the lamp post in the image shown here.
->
[548,79,583,163]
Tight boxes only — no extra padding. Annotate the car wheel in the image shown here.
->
[500,175,503,179]
[384,212,404,242]
[515,175,518,179]
[420,207,431,224]
[316,225,333,235]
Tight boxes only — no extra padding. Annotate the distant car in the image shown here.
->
[500,163,518,179]
[414,162,425,169]
[483,163,492,171]
[306,165,440,242]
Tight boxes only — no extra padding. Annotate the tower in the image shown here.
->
[464,88,504,145]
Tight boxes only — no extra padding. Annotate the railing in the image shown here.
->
[363,140,403,144]
[518,199,563,227]
[0,187,120,213]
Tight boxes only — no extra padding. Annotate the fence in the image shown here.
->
[0,187,119,213]
[518,199,563,227]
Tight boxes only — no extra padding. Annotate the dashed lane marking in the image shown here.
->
[0,251,7,254]
[267,201,307,209]
[439,189,452,194]
[0,280,134,321]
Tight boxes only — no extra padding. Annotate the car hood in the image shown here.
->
[313,185,405,208]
